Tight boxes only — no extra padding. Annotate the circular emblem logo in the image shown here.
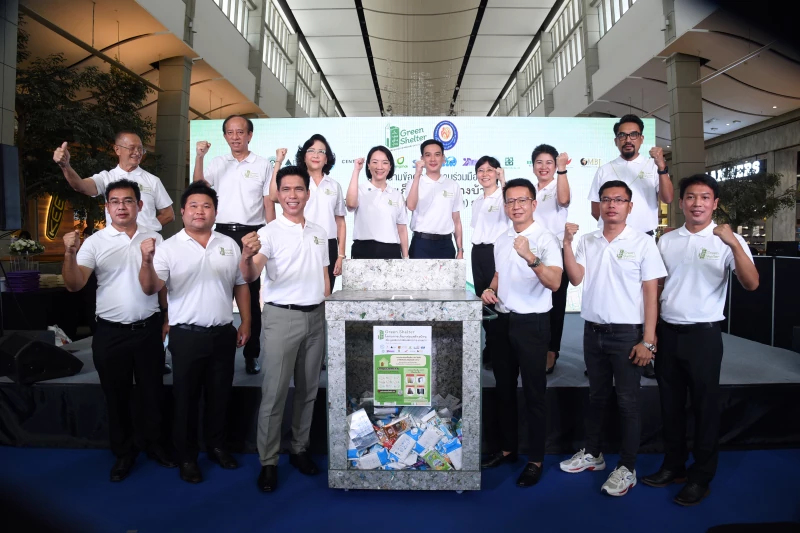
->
[433,121,458,150]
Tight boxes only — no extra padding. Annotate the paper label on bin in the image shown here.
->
[374,326,432,407]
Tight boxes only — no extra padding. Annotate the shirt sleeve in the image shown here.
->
[396,194,409,225]
[75,236,97,270]
[587,168,602,202]
[232,246,247,286]
[262,160,274,197]
[575,235,587,268]
[257,227,272,259]
[153,245,170,283]
[541,232,563,270]
[452,182,463,213]
[640,237,668,281]
[333,182,346,217]
[321,230,330,267]
[151,176,173,209]
[726,234,754,270]
[203,157,221,186]
[90,171,111,197]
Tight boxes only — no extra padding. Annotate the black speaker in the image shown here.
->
[0,333,84,384]
[0,144,21,231]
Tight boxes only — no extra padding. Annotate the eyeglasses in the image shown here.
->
[306,148,327,156]
[599,197,630,205]
[108,198,137,207]
[115,144,147,155]
[615,131,642,141]
[477,168,497,175]
[504,197,533,206]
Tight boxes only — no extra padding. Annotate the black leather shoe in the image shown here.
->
[179,461,203,484]
[516,462,543,487]
[642,467,687,488]
[208,448,238,469]
[245,357,261,375]
[674,482,710,506]
[147,446,177,468]
[110,455,136,482]
[289,452,319,475]
[643,361,656,379]
[546,352,559,375]
[481,452,518,469]
[162,363,172,375]
[258,465,278,492]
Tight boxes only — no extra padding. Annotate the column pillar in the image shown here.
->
[309,72,322,117]
[766,148,798,241]
[155,56,193,238]
[666,53,705,228]
[247,0,268,105]
[515,71,526,117]
[326,98,336,118]
[284,34,300,117]
[582,0,600,105]
[1,0,18,145]
[498,100,508,117]
[540,33,556,117]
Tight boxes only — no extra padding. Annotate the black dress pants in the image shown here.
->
[655,322,724,485]
[549,253,569,352]
[327,238,339,291]
[169,324,237,462]
[492,311,550,462]
[409,234,455,259]
[216,225,263,361]
[471,243,497,364]
[91,315,165,458]
[351,239,402,259]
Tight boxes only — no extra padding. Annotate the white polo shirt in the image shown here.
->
[257,216,330,306]
[493,221,563,314]
[305,175,346,239]
[588,155,661,233]
[407,174,463,235]
[659,223,753,324]
[349,182,408,244]
[576,225,667,325]
[91,166,172,233]
[471,188,508,245]
[77,225,161,323]
[153,230,246,327]
[534,177,570,243]
[202,152,273,226]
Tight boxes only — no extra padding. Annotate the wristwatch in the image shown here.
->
[643,341,656,352]
[657,166,669,175]
[527,256,542,268]
[556,170,568,175]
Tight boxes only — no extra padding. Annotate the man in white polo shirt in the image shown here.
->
[642,174,758,506]
[559,179,666,497]
[239,165,330,493]
[54,130,175,233]
[405,139,464,259]
[480,178,563,487]
[194,115,274,375]
[62,178,176,482]
[139,182,251,485]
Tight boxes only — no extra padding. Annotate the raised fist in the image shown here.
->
[649,146,666,169]
[415,159,425,174]
[63,230,80,255]
[276,148,287,163]
[54,142,70,168]
[241,232,261,259]
[140,238,156,263]
[557,152,569,171]
[712,223,736,246]
[354,157,365,171]
[564,222,579,244]
[513,235,534,262]
[496,167,506,183]
[196,141,211,157]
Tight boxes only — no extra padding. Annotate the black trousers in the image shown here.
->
[409,234,455,259]
[492,311,550,462]
[655,322,724,485]
[471,243,497,364]
[169,324,237,462]
[583,323,643,471]
[351,239,402,259]
[549,252,569,352]
[91,315,165,458]
[327,238,339,291]
[215,225,263,360]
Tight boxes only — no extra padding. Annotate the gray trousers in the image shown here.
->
[257,304,326,466]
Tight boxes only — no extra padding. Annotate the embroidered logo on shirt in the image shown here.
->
[616,249,637,260]
[137,184,152,193]
[387,199,397,207]
[540,193,553,202]
[699,248,720,260]
[442,190,454,198]
[324,188,336,196]
[243,170,259,179]
[312,236,326,245]
[219,247,234,256]
[488,205,500,212]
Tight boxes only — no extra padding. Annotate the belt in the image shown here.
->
[96,314,159,330]
[586,322,643,333]
[659,320,715,332]
[173,323,232,333]
[216,223,263,232]
[472,243,494,248]
[415,232,452,241]
[266,302,322,313]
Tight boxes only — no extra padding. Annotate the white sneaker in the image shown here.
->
[601,466,637,496]
[559,449,606,473]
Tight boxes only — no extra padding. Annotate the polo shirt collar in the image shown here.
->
[104,224,141,239]
[535,178,556,193]
[115,165,142,175]
[507,220,539,237]
[487,187,503,199]
[177,229,217,246]
[277,215,304,228]
[422,174,443,184]
[223,152,256,164]
[613,154,645,166]
[678,222,716,237]
[594,224,635,241]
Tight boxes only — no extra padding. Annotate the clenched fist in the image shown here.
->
[276,147,287,163]
[196,141,211,157]
[53,142,70,169]
[513,235,534,263]
[713,223,737,247]
[140,238,157,264]
[63,230,80,255]
[354,157,365,171]
[564,222,579,244]
[415,159,425,175]
[649,146,666,170]
[556,152,569,172]
[241,232,261,259]
[496,167,506,184]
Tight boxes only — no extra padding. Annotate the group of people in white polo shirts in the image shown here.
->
[53,113,758,506]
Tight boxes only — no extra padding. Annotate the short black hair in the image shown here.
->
[296,134,336,176]
[598,180,633,200]
[114,130,141,145]
[680,173,720,199]
[105,178,141,203]
[531,144,558,164]
[276,165,310,190]
[474,155,500,176]
[365,146,395,181]
[613,114,645,135]
[222,115,254,134]
[503,178,537,201]
[420,139,444,156]
[181,181,218,211]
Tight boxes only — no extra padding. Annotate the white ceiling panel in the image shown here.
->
[335,89,387,103]
[316,57,372,76]
[288,0,354,8]
[305,37,367,59]
[292,10,362,36]
[363,10,478,42]
[465,57,521,75]
[471,35,531,58]
[325,75,377,91]
[479,8,549,35]
[460,74,509,89]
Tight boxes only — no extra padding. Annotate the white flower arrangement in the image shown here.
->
[9,238,45,255]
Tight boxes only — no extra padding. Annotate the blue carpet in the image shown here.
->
[1,447,799,533]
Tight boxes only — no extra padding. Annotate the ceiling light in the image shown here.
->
[733,120,741,123]
[773,105,778,108]
[726,123,730,126]
[667,145,670,148]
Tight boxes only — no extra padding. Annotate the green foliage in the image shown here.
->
[15,19,156,225]
[714,163,797,229]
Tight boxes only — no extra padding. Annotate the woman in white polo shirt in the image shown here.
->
[530,144,571,374]
[345,145,409,259]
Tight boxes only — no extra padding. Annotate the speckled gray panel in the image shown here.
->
[342,259,465,291]
[328,470,481,491]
